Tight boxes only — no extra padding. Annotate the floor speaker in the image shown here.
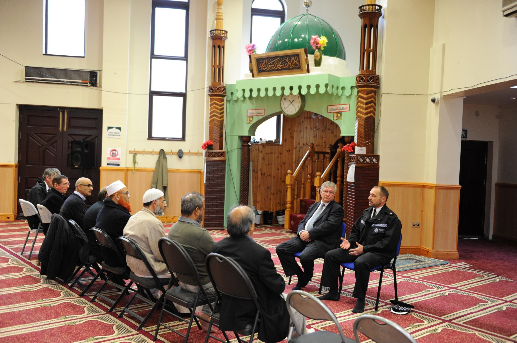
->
[71,140,94,169]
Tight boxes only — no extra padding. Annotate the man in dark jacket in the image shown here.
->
[95,180,131,267]
[213,206,291,343]
[27,168,60,231]
[28,168,60,207]
[276,181,344,290]
[84,187,107,260]
[319,186,402,313]
[60,177,93,232]
[40,175,69,234]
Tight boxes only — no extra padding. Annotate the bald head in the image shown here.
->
[75,177,93,197]
[226,206,255,237]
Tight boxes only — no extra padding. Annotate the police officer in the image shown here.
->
[318,186,402,313]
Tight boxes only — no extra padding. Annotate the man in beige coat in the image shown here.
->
[123,188,169,281]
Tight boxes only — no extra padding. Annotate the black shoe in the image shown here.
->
[352,298,365,313]
[319,291,340,301]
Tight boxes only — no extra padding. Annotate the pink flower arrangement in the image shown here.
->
[342,142,356,153]
[201,140,214,150]
[245,43,257,55]
[310,35,328,50]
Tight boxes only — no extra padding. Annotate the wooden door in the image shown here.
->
[458,140,488,237]
[18,105,103,214]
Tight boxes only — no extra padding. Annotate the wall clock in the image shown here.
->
[280,93,305,117]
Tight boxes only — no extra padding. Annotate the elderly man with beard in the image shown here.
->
[168,192,214,331]
[95,180,132,267]
[123,188,169,280]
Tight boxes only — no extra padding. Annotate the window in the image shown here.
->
[251,0,285,54]
[252,115,282,143]
[44,0,86,57]
[148,0,189,140]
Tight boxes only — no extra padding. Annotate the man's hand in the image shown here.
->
[299,230,311,242]
[340,237,350,250]
[350,243,364,256]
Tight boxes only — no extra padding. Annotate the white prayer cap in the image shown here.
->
[143,188,164,203]
[106,180,126,196]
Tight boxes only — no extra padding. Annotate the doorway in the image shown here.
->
[458,140,488,237]
[18,105,103,214]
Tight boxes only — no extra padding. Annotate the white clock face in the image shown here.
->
[281,93,304,116]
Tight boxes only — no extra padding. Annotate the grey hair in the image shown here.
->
[97,187,107,201]
[180,192,205,215]
[226,206,254,237]
[42,168,60,179]
[321,181,337,193]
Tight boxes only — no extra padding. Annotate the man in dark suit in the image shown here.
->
[212,206,290,343]
[40,175,69,234]
[318,186,402,313]
[27,168,60,230]
[276,181,344,290]
[60,177,93,232]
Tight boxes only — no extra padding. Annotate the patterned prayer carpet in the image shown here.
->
[1,220,516,342]
[395,254,448,271]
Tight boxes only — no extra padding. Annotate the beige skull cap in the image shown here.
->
[143,188,164,203]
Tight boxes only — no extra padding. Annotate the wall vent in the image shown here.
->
[24,66,99,87]
[503,0,517,17]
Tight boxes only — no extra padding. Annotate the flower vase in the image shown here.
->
[314,48,323,67]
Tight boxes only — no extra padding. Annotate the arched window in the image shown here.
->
[250,0,285,144]
[251,0,285,54]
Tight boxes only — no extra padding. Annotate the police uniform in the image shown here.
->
[320,204,402,299]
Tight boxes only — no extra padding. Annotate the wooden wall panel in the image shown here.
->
[493,183,517,242]
[250,111,342,212]
[433,187,460,259]
[0,164,17,220]
[100,167,202,222]
[379,182,423,253]
[421,186,436,252]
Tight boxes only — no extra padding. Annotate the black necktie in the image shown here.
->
[372,208,376,218]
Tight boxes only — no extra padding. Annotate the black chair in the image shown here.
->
[339,234,403,311]
[286,290,355,343]
[67,219,100,294]
[117,236,179,330]
[19,199,42,260]
[353,314,417,343]
[89,227,134,312]
[205,253,261,343]
[154,238,223,342]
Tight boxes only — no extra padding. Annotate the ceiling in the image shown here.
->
[461,79,517,107]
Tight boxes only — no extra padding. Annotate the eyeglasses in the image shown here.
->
[79,184,93,188]
[118,191,130,196]
[321,190,335,194]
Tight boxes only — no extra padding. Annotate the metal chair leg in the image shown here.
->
[375,268,384,311]
[27,229,40,260]
[21,230,31,255]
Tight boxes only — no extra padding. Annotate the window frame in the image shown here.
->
[250,0,285,143]
[43,0,86,58]
[148,0,189,141]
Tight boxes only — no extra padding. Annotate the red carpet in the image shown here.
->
[0,221,516,342]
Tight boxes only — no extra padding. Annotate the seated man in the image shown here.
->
[40,174,70,234]
[95,180,131,267]
[60,177,93,232]
[27,167,60,230]
[83,187,107,261]
[168,192,214,330]
[41,174,70,215]
[123,188,169,279]
[276,181,344,290]
[212,206,290,343]
[319,186,402,313]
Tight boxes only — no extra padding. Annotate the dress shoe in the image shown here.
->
[319,291,340,301]
[352,298,366,313]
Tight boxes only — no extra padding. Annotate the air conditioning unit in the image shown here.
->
[24,66,100,87]
[503,0,517,17]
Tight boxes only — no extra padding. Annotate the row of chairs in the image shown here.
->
[18,199,52,260]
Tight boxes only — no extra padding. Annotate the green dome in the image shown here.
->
[266,13,346,60]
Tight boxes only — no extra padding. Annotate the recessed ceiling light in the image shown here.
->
[511,86,517,89]
[512,97,516,100]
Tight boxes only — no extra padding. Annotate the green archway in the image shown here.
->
[223,73,357,221]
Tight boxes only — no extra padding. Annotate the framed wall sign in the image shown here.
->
[247,108,265,116]
[327,104,350,113]
[250,48,309,78]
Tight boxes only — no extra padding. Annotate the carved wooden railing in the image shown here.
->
[314,143,344,203]
[285,143,315,230]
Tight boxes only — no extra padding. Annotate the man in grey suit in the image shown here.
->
[276,181,344,290]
